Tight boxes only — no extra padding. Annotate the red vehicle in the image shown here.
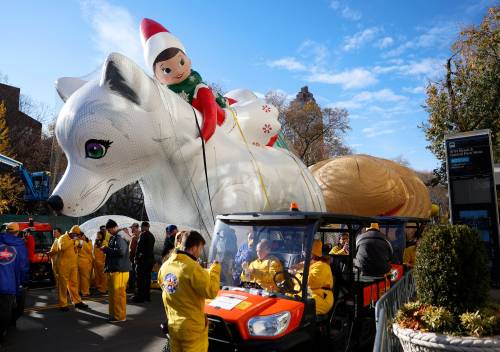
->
[1,219,54,283]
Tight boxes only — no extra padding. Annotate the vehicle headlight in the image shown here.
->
[247,311,291,337]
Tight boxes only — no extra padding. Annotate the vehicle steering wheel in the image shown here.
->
[240,280,264,290]
[273,271,301,295]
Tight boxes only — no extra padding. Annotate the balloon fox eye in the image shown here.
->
[85,139,113,159]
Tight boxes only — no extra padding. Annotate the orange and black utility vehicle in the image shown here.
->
[195,211,427,352]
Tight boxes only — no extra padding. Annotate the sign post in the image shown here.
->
[445,129,500,287]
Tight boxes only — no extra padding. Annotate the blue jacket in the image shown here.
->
[0,233,29,295]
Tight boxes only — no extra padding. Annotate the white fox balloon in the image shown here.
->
[48,53,325,234]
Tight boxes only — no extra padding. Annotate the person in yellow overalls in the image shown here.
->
[77,232,93,297]
[241,239,283,292]
[158,230,220,352]
[48,227,63,289]
[93,230,108,294]
[57,225,88,311]
[102,219,130,322]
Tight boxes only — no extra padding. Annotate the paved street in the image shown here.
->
[1,287,167,352]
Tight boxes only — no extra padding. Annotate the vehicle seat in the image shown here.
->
[271,240,283,251]
[271,252,301,268]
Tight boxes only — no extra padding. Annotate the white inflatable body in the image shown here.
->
[51,53,325,235]
[79,215,198,257]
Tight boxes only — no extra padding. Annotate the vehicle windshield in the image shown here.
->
[208,219,315,295]
[33,231,53,252]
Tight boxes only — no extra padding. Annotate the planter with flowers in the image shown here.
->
[393,224,500,351]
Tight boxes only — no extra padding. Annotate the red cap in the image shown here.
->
[140,18,169,43]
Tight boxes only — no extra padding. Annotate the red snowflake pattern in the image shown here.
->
[262,105,271,113]
[262,124,273,134]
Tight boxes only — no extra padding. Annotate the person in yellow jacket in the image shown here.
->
[295,240,334,315]
[330,232,349,255]
[93,230,108,294]
[240,239,283,292]
[77,232,93,296]
[158,230,220,352]
[403,237,420,268]
[57,225,88,311]
[47,227,63,289]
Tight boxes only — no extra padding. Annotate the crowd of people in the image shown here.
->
[46,219,160,321]
[1,216,419,351]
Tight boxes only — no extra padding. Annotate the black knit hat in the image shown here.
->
[105,219,118,229]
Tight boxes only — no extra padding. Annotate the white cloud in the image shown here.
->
[81,0,143,68]
[372,58,444,79]
[343,27,379,51]
[330,0,362,21]
[415,23,457,48]
[267,57,307,71]
[384,41,413,58]
[403,86,425,94]
[399,58,444,77]
[372,65,400,74]
[333,88,407,109]
[383,23,456,58]
[362,127,395,138]
[298,40,329,65]
[375,36,394,49]
[306,68,378,89]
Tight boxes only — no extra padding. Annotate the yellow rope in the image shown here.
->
[228,107,272,210]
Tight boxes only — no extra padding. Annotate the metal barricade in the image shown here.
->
[373,270,416,352]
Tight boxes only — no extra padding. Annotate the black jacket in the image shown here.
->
[104,232,131,273]
[135,230,155,266]
[162,235,175,257]
[354,230,393,276]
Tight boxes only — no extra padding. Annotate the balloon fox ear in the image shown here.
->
[55,77,88,102]
[99,52,158,109]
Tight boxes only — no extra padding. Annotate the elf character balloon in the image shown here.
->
[141,18,230,143]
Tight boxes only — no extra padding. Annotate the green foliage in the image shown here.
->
[415,224,489,314]
[0,102,25,214]
[396,302,499,336]
[421,306,454,332]
[460,310,498,337]
[421,7,500,184]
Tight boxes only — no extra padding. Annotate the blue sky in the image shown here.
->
[0,0,495,170]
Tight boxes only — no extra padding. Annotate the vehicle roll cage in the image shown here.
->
[217,211,428,302]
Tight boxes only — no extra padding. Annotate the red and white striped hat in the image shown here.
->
[140,18,186,71]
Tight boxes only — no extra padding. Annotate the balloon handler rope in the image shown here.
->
[228,107,272,210]
[157,83,213,235]
[191,106,216,224]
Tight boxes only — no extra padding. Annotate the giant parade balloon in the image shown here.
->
[48,52,325,236]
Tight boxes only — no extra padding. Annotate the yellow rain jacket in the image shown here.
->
[403,245,416,267]
[294,260,334,315]
[93,238,108,293]
[57,233,81,306]
[307,260,334,315]
[158,251,220,348]
[241,255,283,292]
[78,240,93,296]
[330,245,348,255]
[48,236,61,284]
